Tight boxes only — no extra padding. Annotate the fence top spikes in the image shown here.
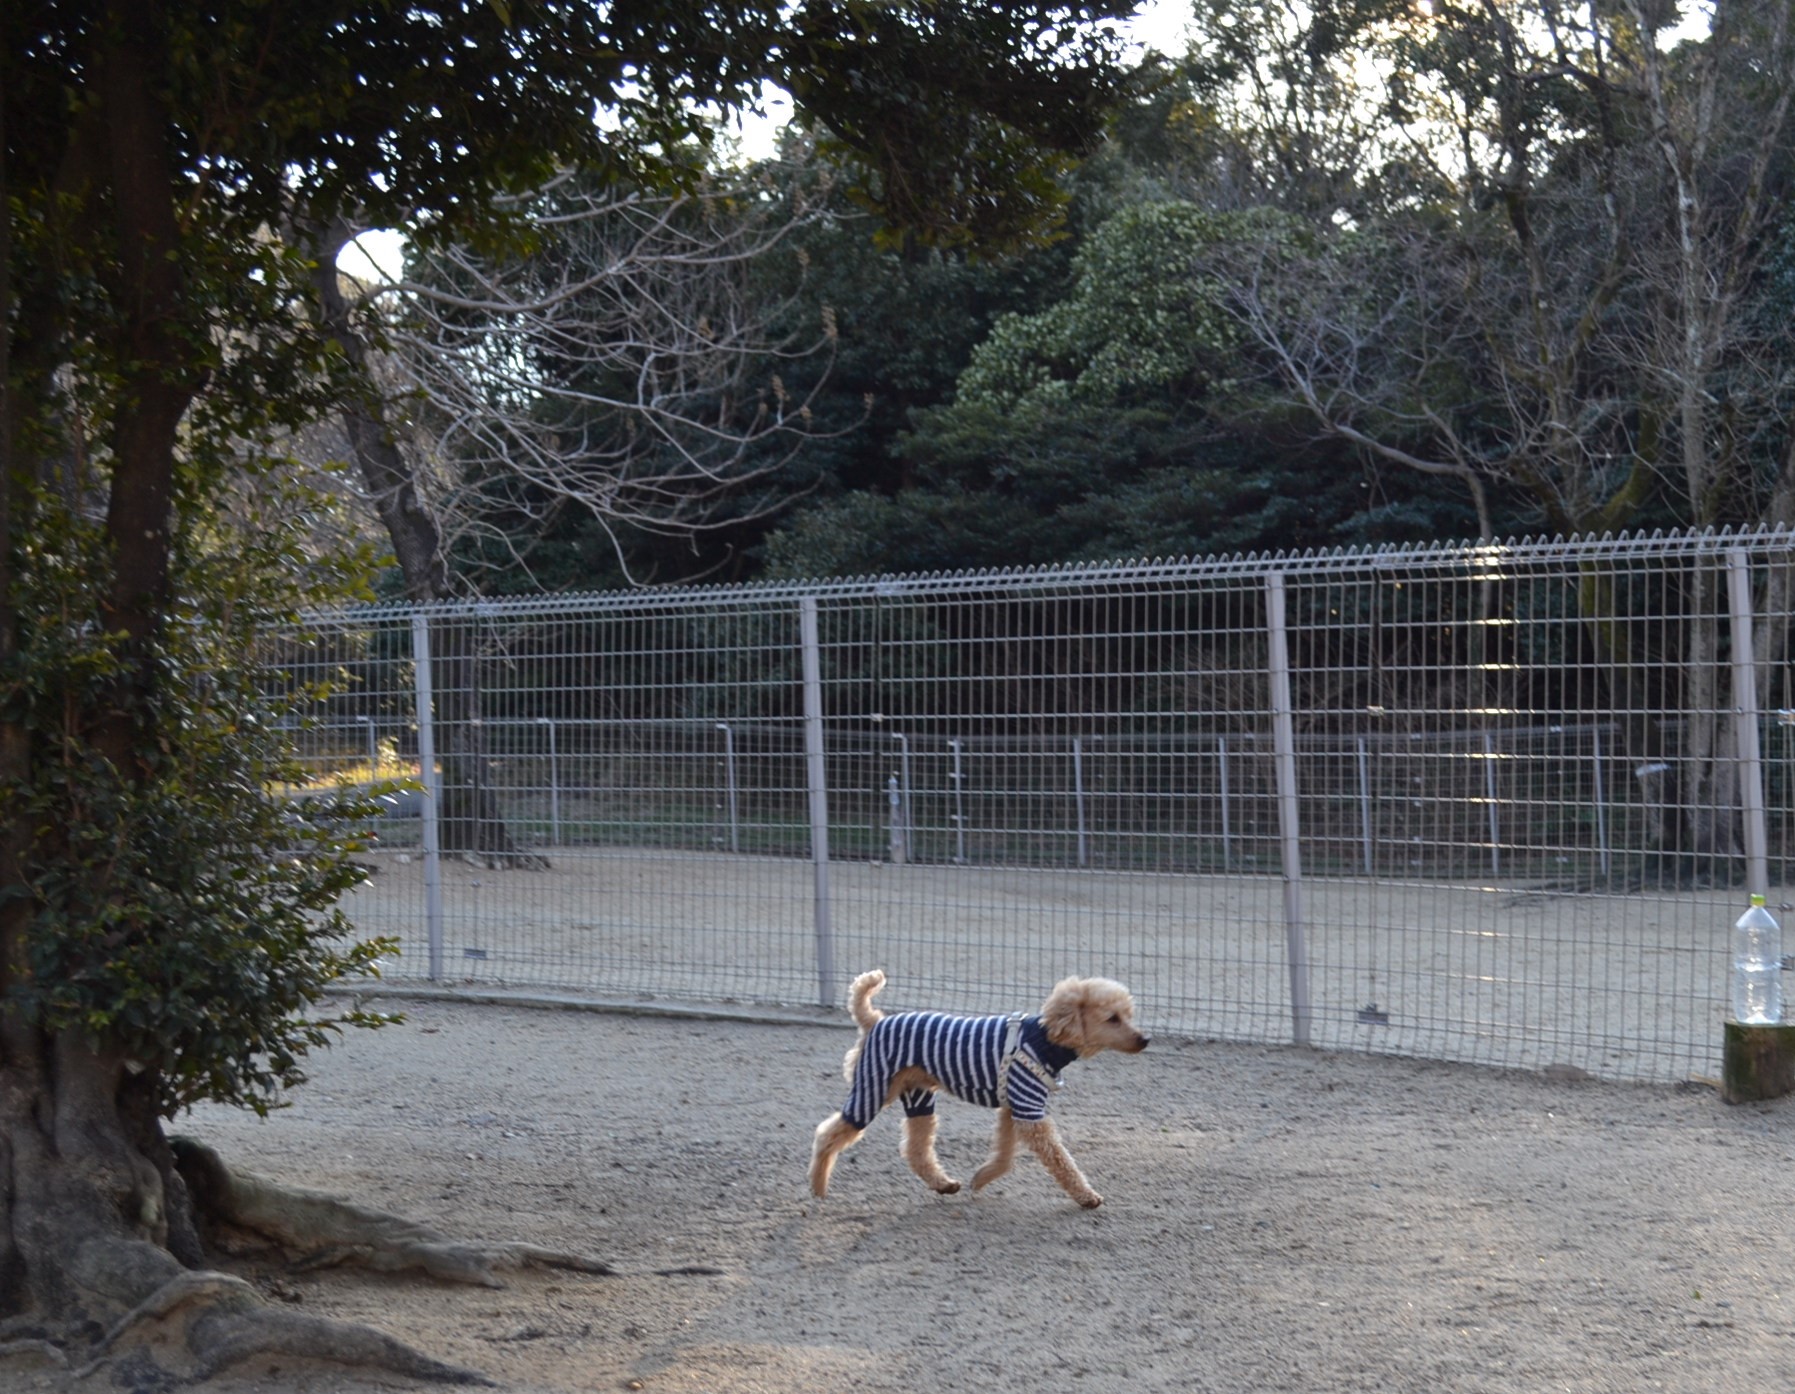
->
[315,522,1795,625]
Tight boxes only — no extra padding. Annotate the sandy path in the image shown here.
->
[10,994,1792,1393]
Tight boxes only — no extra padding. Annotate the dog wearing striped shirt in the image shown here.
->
[808,968,1148,1209]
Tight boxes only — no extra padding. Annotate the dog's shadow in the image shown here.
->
[621,1159,1112,1389]
[794,1157,1108,1262]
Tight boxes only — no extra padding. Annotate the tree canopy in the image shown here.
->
[0,1,1148,1381]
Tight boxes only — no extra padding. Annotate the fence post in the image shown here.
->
[1265,572,1312,1046]
[1728,549,1769,896]
[410,612,445,981]
[800,596,836,1007]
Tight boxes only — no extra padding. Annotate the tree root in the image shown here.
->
[65,1265,493,1386]
[89,1270,258,1355]
[0,1337,67,1368]
[172,1137,616,1287]
[1,1138,717,1387]
[457,848,553,872]
[185,1305,495,1385]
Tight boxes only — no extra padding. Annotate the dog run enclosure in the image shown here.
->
[273,526,1795,1084]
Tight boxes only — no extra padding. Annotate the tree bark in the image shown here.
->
[305,217,545,867]
[0,0,214,1326]
[85,0,198,785]
[0,19,575,1382]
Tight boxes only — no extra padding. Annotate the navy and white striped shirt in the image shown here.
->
[840,1011,1079,1128]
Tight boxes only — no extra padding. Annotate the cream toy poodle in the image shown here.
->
[808,968,1149,1209]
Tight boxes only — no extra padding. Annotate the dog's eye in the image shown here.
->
[1107,1013,1120,1023]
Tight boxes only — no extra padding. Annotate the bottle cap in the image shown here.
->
[1751,893,1767,906]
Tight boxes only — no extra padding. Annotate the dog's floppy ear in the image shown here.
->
[1041,977,1089,1052]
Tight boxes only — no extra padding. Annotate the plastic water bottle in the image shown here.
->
[1731,894,1783,1024]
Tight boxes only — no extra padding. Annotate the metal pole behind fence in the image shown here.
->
[717,722,740,853]
[410,613,444,981]
[1591,724,1612,881]
[538,717,560,846]
[892,731,911,863]
[1072,736,1089,868]
[1218,734,1232,872]
[800,597,835,1007]
[1483,731,1501,879]
[887,774,905,864]
[949,737,966,864]
[1356,735,1374,875]
[903,739,914,858]
[1729,549,1769,896]
[1265,573,1311,1047]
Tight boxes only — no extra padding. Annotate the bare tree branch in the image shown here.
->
[349,169,858,586]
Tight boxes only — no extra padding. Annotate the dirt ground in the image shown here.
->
[9,992,1795,1394]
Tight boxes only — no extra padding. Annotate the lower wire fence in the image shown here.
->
[275,527,1795,1084]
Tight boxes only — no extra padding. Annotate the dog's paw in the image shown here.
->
[1076,1191,1103,1209]
[935,1179,962,1195]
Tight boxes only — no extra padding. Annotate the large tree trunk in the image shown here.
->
[1,1040,215,1362]
[0,4,218,1350]
[0,4,37,1326]
[0,24,583,1381]
[305,218,546,868]
[0,1036,615,1384]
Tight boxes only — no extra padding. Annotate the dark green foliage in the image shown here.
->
[759,172,1489,580]
[777,1,1146,248]
[764,390,1481,578]
[3,464,395,1116]
[4,73,404,1113]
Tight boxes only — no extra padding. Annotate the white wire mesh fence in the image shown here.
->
[272,527,1795,1082]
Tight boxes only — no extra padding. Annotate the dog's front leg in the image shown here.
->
[971,1106,1018,1193]
[901,1114,961,1193]
[1015,1117,1102,1208]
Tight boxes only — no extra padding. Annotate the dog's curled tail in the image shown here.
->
[848,968,887,1031]
[841,969,888,1082]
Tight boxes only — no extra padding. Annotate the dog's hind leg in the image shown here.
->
[900,1114,961,1194]
[809,1113,865,1198]
[970,1107,1019,1194]
[1015,1117,1102,1209]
